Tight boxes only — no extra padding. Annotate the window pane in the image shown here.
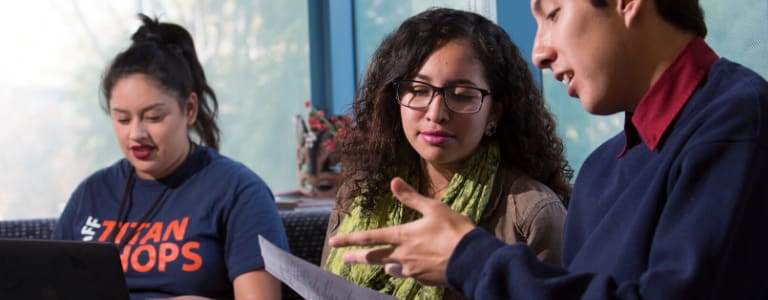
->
[543,1,768,180]
[353,0,495,79]
[0,0,309,218]
[702,0,768,79]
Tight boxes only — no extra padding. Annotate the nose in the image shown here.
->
[532,28,555,69]
[129,121,148,140]
[425,90,449,124]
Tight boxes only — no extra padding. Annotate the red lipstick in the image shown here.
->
[131,145,155,159]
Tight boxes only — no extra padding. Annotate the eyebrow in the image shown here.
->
[413,74,480,87]
[110,102,167,114]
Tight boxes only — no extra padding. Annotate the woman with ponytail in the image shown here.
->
[53,14,287,300]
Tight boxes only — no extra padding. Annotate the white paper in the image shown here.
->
[258,235,397,300]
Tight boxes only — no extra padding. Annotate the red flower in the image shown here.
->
[322,139,336,151]
[302,100,355,151]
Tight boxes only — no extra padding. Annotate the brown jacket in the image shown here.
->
[321,167,567,299]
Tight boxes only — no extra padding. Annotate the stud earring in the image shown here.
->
[485,122,497,136]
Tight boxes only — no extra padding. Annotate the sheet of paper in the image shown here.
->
[258,235,397,300]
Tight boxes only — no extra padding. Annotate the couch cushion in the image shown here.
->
[0,218,56,240]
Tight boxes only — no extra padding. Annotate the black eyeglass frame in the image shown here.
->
[392,79,492,114]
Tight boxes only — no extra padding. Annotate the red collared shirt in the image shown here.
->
[619,38,719,157]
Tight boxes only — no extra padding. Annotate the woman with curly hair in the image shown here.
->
[322,7,572,300]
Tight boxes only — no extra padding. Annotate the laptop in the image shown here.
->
[0,239,130,300]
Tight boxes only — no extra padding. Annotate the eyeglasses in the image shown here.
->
[393,80,491,114]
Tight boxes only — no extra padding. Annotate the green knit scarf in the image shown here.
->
[325,141,499,300]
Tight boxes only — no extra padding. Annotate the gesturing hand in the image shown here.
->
[328,177,476,285]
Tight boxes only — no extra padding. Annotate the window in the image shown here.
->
[0,1,310,218]
[353,0,496,81]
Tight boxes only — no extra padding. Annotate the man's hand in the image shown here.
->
[328,177,476,285]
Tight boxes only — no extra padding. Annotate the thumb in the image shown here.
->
[390,177,436,215]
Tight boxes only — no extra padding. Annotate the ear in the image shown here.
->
[489,100,503,125]
[485,101,502,136]
[618,0,642,28]
[184,92,198,126]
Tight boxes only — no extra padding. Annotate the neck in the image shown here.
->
[645,33,696,88]
[626,12,697,111]
[419,160,455,199]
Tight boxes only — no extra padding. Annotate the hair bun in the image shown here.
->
[131,14,166,45]
[135,31,163,44]
[130,13,194,56]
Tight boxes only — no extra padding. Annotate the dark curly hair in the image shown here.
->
[338,8,573,213]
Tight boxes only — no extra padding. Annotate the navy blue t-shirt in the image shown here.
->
[53,145,289,299]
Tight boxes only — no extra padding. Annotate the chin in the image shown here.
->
[424,154,465,167]
[418,150,447,162]
[582,101,622,116]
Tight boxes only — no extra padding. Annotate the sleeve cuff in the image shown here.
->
[446,227,506,295]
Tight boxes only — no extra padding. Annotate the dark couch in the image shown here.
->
[0,208,331,300]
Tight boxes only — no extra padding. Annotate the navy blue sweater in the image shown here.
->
[446,58,768,299]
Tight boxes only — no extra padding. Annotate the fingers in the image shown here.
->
[390,177,436,214]
[340,247,394,264]
[330,177,458,250]
[328,226,400,248]
[343,247,405,278]
[384,262,405,278]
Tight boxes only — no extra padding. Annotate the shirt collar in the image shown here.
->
[619,37,718,157]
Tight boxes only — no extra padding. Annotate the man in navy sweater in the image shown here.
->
[330,0,768,299]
